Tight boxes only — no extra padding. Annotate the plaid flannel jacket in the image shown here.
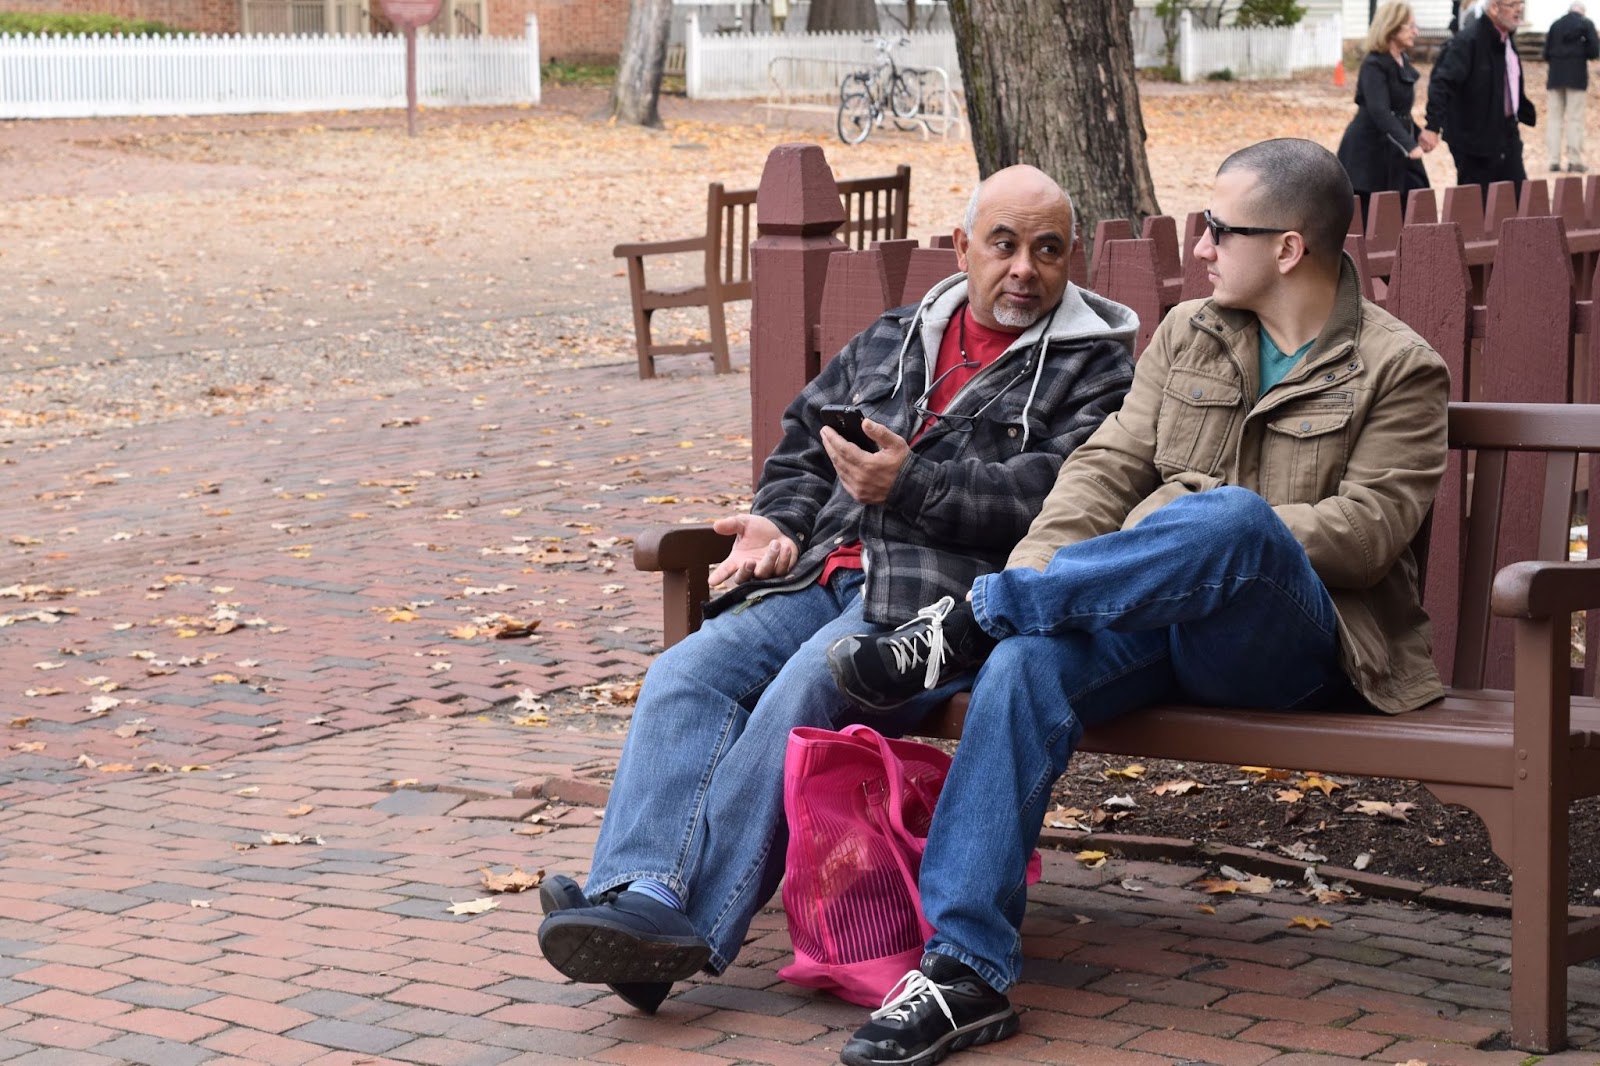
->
[705,281,1137,625]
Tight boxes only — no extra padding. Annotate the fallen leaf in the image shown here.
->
[1354,852,1373,869]
[190,899,212,908]
[1275,788,1304,804]
[446,897,499,916]
[1101,795,1138,811]
[113,719,153,738]
[235,786,261,796]
[12,741,45,753]
[1344,800,1416,822]
[284,804,314,817]
[1278,841,1327,862]
[1239,765,1292,781]
[143,762,174,773]
[98,763,136,773]
[9,715,35,728]
[1074,849,1108,868]
[1103,763,1146,780]
[1151,778,1202,796]
[1299,774,1343,796]
[76,753,99,768]
[1196,903,1217,914]
[1288,915,1332,930]
[479,866,543,893]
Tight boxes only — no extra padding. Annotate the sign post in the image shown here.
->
[378,0,442,136]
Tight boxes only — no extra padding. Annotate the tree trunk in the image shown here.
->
[948,0,1160,240]
[806,0,878,32]
[610,0,673,127]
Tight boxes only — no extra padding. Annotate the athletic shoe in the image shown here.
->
[1571,162,1589,173]
[839,953,1018,1065]
[539,892,710,986]
[827,596,996,712]
[537,876,670,1013]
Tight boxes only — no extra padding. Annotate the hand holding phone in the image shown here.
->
[819,404,879,453]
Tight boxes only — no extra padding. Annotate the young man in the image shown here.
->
[535,166,1139,1013]
[828,139,1451,1065]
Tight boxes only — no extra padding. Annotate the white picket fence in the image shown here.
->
[684,13,958,100]
[1179,11,1343,83]
[0,15,541,119]
[687,10,1345,99]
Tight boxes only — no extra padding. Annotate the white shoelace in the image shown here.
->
[882,595,956,691]
[871,969,957,1029]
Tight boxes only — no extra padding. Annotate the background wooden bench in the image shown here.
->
[633,143,1600,1052]
[613,164,910,379]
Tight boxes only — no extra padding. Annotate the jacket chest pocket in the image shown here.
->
[1260,406,1353,504]
[1154,368,1242,477]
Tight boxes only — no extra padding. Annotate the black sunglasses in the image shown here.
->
[1203,209,1290,244]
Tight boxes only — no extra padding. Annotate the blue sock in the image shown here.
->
[625,878,683,911]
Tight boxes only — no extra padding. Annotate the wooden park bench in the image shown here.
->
[632,144,1600,1052]
[613,164,911,379]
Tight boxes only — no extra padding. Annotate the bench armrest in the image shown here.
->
[1492,559,1600,618]
[634,524,736,648]
[613,235,709,260]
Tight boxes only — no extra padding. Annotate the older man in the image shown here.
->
[535,165,1138,1013]
[1426,0,1538,192]
[828,140,1451,1065]
[1544,1,1600,172]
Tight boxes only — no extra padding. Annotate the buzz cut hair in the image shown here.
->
[1216,138,1353,265]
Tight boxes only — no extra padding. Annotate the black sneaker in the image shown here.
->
[1572,162,1589,173]
[839,953,1018,1065]
[539,891,710,986]
[537,876,671,1013]
[827,596,996,712]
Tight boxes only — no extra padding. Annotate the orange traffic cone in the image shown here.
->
[1334,61,1346,88]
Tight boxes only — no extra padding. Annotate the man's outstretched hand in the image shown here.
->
[822,417,909,505]
[709,514,800,588]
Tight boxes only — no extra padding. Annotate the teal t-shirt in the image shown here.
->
[1259,327,1314,396]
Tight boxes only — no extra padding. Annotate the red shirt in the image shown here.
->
[819,304,1017,584]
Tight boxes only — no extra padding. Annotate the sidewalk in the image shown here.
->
[1,355,1598,1066]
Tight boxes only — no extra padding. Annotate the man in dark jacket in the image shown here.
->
[1544,2,1600,171]
[1426,0,1538,192]
[533,166,1138,1013]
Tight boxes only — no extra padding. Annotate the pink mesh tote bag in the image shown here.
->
[777,724,1042,1006]
[777,724,945,1006]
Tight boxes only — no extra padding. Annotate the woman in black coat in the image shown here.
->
[1337,0,1438,215]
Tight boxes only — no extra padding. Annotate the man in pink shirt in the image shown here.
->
[1425,0,1538,192]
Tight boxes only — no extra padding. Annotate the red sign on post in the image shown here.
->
[380,0,440,27]
[379,0,441,137]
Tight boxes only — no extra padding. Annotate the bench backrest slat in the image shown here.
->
[708,183,759,298]
[1479,217,1576,686]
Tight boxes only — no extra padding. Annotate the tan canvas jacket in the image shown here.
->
[1007,258,1451,713]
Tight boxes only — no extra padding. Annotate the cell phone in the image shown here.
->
[819,404,879,453]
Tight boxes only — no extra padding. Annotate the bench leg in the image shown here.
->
[707,296,732,375]
[1508,614,1570,1052]
[634,306,657,380]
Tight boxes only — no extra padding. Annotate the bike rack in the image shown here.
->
[762,55,966,142]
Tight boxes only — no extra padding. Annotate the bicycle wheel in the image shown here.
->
[889,70,922,120]
[837,92,874,145]
[840,71,871,103]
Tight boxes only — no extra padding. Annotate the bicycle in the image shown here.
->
[836,35,923,145]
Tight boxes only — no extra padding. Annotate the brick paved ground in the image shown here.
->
[3,354,1600,1065]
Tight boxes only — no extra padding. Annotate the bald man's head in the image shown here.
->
[955,166,1077,331]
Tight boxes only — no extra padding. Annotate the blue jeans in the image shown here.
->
[920,487,1355,993]
[587,569,968,972]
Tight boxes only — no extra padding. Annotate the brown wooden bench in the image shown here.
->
[630,144,1600,1052]
[613,165,911,379]
[634,405,1600,1055]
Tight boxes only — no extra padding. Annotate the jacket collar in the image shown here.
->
[1188,253,1364,373]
